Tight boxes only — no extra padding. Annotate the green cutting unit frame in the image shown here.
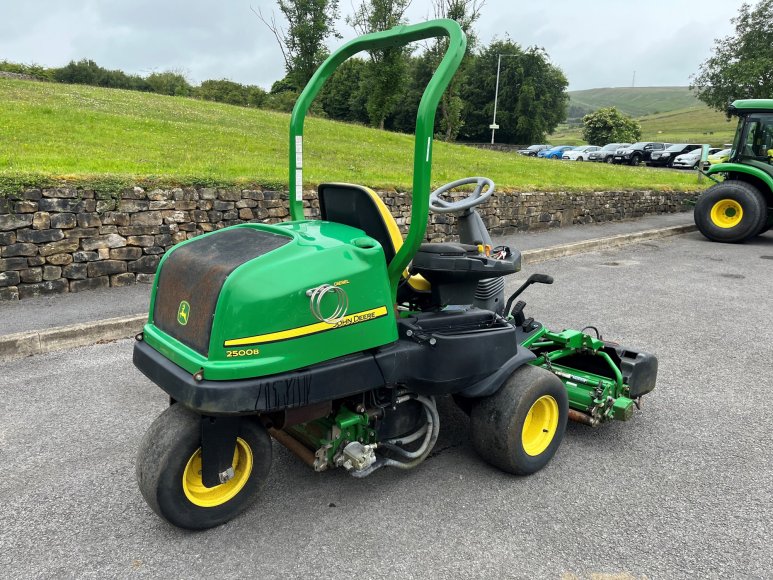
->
[133,19,658,531]
[694,99,773,243]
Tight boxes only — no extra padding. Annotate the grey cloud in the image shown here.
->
[0,0,742,90]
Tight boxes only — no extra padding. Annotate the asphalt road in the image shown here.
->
[1,230,771,579]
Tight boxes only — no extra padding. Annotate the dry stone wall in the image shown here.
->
[0,185,696,300]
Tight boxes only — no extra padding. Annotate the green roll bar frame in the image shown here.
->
[288,19,467,299]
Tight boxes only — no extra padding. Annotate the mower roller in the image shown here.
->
[133,20,658,530]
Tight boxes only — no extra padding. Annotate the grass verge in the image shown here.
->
[0,78,704,195]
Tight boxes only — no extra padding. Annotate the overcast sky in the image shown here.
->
[0,0,743,91]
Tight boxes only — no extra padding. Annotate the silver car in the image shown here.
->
[672,147,722,169]
[588,143,631,163]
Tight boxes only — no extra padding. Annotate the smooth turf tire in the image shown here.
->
[470,365,568,475]
[693,181,768,243]
[136,403,272,530]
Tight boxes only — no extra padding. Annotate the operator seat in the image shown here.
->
[318,183,431,295]
[318,183,517,309]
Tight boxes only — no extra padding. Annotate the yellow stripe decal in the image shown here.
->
[224,306,389,347]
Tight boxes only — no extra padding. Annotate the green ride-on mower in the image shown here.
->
[133,20,658,530]
[694,99,773,243]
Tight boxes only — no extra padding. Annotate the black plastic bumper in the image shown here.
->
[133,339,386,415]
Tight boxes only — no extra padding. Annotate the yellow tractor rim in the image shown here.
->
[521,395,559,456]
[182,437,253,508]
[710,199,743,229]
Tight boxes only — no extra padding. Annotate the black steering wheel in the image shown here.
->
[429,177,495,214]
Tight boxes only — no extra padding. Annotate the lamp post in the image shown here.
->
[490,54,518,145]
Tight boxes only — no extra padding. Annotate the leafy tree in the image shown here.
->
[52,59,151,91]
[348,0,411,129]
[581,107,641,145]
[145,71,192,97]
[460,40,568,144]
[256,0,341,90]
[319,58,369,123]
[429,0,484,141]
[691,0,773,112]
[197,79,267,107]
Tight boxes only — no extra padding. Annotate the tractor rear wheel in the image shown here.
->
[136,403,272,530]
[694,181,767,243]
[470,365,568,475]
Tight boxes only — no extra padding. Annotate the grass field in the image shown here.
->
[568,86,701,117]
[0,78,703,194]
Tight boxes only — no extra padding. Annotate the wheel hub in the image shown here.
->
[182,437,253,508]
[521,395,559,456]
[710,199,743,229]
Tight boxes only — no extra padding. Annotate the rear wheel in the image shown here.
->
[470,365,568,475]
[136,403,272,530]
[694,181,768,243]
[605,156,614,164]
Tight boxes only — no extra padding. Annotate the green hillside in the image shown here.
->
[568,86,701,118]
[0,78,701,194]
[551,104,735,147]
[638,107,736,145]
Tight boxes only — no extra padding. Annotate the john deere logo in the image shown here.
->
[177,301,190,326]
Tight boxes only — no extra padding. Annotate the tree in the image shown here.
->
[347,0,411,129]
[319,58,369,123]
[430,0,484,141]
[460,40,568,144]
[255,0,341,90]
[581,107,641,145]
[691,0,773,112]
[145,71,192,97]
[197,79,267,107]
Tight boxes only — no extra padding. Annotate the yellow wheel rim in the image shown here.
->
[521,395,559,457]
[182,437,253,508]
[710,199,743,229]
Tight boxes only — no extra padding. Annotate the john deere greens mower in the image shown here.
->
[694,99,773,243]
[133,20,657,530]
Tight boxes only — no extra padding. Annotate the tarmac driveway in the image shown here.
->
[1,231,771,579]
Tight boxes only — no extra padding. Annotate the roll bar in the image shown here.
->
[288,19,467,298]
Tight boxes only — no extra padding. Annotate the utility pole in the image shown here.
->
[632,70,636,88]
[490,54,518,145]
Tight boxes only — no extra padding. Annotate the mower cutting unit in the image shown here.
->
[133,20,658,530]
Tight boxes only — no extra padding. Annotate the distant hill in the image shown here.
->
[568,87,701,118]
[551,104,735,147]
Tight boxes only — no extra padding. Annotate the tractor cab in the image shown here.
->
[728,103,773,167]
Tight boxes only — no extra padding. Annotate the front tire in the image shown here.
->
[630,153,642,166]
[470,365,568,475]
[694,181,767,243]
[136,404,272,530]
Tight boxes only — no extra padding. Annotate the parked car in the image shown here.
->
[539,145,574,159]
[672,147,722,169]
[708,148,732,165]
[648,144,703,168]
[562,145,601,161]
[612,142,670,165]
[518,144,550,157]
[588,143,631,163]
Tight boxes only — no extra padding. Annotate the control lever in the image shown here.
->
[504,273,554,319]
